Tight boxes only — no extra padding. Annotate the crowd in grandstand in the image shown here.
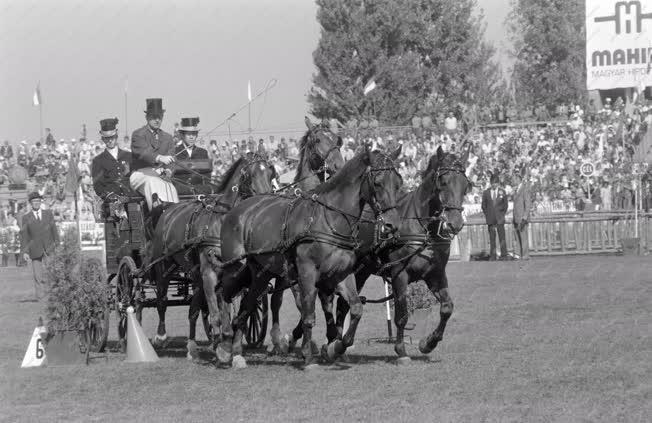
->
[1,97,651,247]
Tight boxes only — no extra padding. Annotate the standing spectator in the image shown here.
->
[600,180,612,210]
[481,174,508,260]
[0,204,8,266]
[512,174,532,260]
[21,192,60,301]
[444,111,458,133]
[44,128,55,148]
[257,138,267,157]
[1,140,13,159]
[278,138,288,161]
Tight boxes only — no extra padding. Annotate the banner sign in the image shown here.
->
[586,0,652,90]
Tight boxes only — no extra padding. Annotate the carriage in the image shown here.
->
[90,163,269,353]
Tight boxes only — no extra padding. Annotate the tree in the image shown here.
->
[308,0,502,126]
[508,0,586,112]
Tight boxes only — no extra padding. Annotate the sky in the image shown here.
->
[0,0,511,144]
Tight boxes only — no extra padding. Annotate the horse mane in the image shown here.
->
[313,149,369,194]
[293,130,311,183]
[217,157,245,192]
[423,151,462,177]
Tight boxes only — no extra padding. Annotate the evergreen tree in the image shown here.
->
[308,0,501,126]
[508,0,586,113]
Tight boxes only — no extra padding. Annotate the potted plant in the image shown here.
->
[44,227,110,365]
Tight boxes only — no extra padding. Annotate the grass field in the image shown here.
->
[1,256,650,422]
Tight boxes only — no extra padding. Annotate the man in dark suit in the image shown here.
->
[481,174,508,260]
[21,192,59,300]
[173,117,211,193]
[92,117,132,200]
[512,173,532,260]
[129,98,179,210]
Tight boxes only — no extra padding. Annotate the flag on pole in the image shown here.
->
[32,83,41,106]
[363,78,377,96]
[247,80,252,102]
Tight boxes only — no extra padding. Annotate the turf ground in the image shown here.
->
[0,256,650,422]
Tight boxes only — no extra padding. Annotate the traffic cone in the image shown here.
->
[125,306,159,363]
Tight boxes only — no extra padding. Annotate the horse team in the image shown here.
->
[144,117,470,370]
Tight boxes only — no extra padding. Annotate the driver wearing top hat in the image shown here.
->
[92,117,132,200]
[129,98,179,210]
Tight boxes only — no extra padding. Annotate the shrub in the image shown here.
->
[406,281,438,314]
[46,227,109,332]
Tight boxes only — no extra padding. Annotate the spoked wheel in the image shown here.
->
[115,256,141,350]
[244,294,268,348]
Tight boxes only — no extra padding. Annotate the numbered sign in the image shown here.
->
[21,326,47,368]
[580,162,595,177]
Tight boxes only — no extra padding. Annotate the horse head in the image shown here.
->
[236,154,277,197]
[360,144,403,234]
[302,116,344,177]
[424,145,471,239]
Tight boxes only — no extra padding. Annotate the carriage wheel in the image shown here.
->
[87,274,113,353]
[244,295,268,348]
[115,256,141,346]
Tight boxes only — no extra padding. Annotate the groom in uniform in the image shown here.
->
[481,174,508,260]
[129,98,179,211]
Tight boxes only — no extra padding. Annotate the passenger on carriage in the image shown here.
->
[128,98,179,210]
[91,117,133,201]
[172,116,212,195]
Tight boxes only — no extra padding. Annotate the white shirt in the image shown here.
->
[33,210,41,220]
[107,146,119,160]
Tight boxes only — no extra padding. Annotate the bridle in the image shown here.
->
[235,156,274,198]
[429,160,469,240]
[304,126,341,176]
[363,152,401,226]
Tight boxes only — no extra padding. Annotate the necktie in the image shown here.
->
[36,211,40,221]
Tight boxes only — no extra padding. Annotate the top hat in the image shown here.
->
[28,191,43,202]
[144,98,165,116]
[99,117,119,138]
[179,117,200,132]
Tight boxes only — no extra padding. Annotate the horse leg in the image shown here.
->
[335,269,371,339]
[200,252,230,366]
[391,271,411,364]
[326,274,363,361]
[187,284,204,361]
[320,290,338,343]
[230,264,269,369]
[295,256,319,370]
[419,270,454,355]
[269,277,286,355]
[152,264,170,348]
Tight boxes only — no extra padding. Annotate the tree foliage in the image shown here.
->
[508,0,586,111]
[308,0,502,125]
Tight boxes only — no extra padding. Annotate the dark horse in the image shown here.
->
[334,146,470,362]
[143,154,277,358]
[268,118,346,353]
[218,146,403,369]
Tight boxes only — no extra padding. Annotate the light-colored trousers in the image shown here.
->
[129,167,179,210]
[31,257,48,301]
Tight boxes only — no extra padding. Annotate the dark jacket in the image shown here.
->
[91,148,132,199]
[482,187,508,225]
[21,208,59,259]
[130,125,175,171]
[174,144,209,160]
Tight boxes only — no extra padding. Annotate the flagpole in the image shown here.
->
[124,76,129,136]
[39,103,43,143]
[248,102,252,134]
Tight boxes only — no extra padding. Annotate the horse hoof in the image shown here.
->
[320,344,331,362]
[303,363,320,371]
[310,340,319,356]
[215,345,232,365]
[279,334,292,355]
[396,356,412,366]
[117,339,127,354]
[418,338,436,354]
[187,340,199,361]
[231,355,247,369]
[152,334,168,349]
[327,340,344,361]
